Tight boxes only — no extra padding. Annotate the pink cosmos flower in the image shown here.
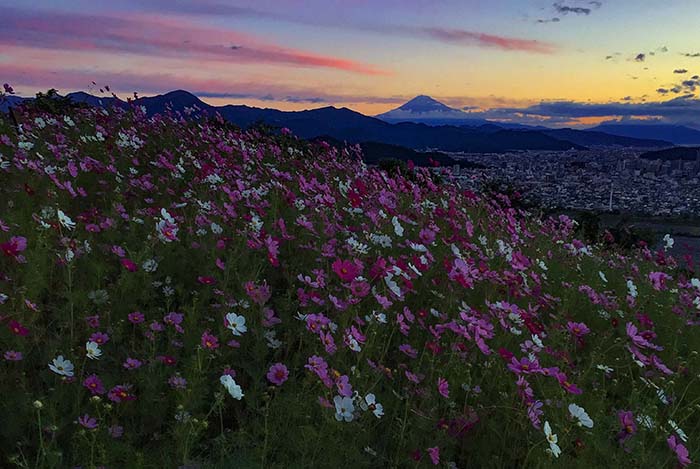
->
[0,236,27,259]
[7,319,29,337]
[427,447,440,465]
[78,414,98,430]
[3,350,23,361]
[123,358,143,370]
[566,321,590,338]
[617,410,637,444]
[168,375,187,390]
[668,435,692,467]
[201,330,219,350]
[128,311,145,324]
[89,331,109,345]
[335,375,352,397]
[332,258,362,282]
[120,258,138,272]
[266,363,289,386]
[437,377,449,398]
[83,374,106,395]
[648,271,672,291]
[108,384,136,403]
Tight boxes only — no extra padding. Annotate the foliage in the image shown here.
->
[0,101,698,468]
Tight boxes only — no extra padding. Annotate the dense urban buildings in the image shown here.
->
[449,148,700,217]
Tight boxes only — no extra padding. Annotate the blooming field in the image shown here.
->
[0,94,699,468]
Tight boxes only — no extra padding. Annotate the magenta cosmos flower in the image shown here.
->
[332,258,362,282]
[617,410,637,444]
[667,435,691,467]
[266,363,289,386]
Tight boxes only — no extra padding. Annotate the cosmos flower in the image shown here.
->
[334,396,354,422]
[86,341,102,360]
[49,355,74,377]
[568,403,593,428]
[266,363,289,386]
[224,312,247,336]
[543,421,561,458]
[220,374,244,400]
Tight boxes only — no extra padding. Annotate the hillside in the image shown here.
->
[640,146,700,161]
[0,97,698,468]
[590,124,700,145]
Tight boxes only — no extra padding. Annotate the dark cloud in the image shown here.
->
[674,69,688,74]
[482,96,700,126]
[589,1,603,7]
[634,53,646,62]
[553,2,592,15]
[657,88,669,95]
[536,17,561,23]
[659,46,669,53]
[684,52,700,58]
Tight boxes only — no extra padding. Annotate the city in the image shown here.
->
[450,148,700,217]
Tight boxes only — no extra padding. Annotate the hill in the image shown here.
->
[0,99,696,468]
[590,123,700,145]
[640,146,700,161]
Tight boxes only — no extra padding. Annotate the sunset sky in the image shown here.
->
[3,0,700,126]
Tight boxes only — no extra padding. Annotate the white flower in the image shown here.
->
[391,216,404,237]
[627,280,638,298]
[384,274,402,297]
[663,234,674,251]
[599,271,608,283]
[57,209,76,230]
[531,334,544,348]
[334,395,355,422]
[360,393,384,418]
[543,421,561,458]
[142,259,158,273]
[596,364,613,373]
[85,341,102,360]
[637,414,654,429]
[220,374,244,400]
[49,355,74,377]
[668,420,688,442]
[225,312,247,336]
[691,278,700,290]
[568,403,593,428]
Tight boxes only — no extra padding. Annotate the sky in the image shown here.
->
[2,0,700,127]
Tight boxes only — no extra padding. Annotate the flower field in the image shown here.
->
[0,92,699,468]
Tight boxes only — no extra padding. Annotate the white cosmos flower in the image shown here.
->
[57,209,76,230]
[598,271,608,283]
[691,278,700,290]
[360,393,384,418]
[543,421,561,458]
[384,274,402,297]
[334,395,355,422]
[627,280,638,298]
[391,216,404,237]
[220,374,244,400]
[86,341,102,360]
[663,234,674,250]
[668,420,688,442]
[568,403,593,428]
[224,312,247,336]
[49,355,74,377]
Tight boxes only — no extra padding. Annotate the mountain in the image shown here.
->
[377,95,544,129]
[541,128,671,148]
[66,91,126,109]
[0,95,27,112]
[377,95,491,127]
[1,89,666,152]
[589,124,700,145]
[640,146,700,161]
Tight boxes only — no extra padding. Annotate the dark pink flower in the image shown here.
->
[266,363,289,386]
[332,258,362,282]
[201,330,219,350]
[7,319,29,337]
[78,414,98,430]
[83,374,106,395]
[427,446,440,465]
[437,377,449,398]
[668,435,692,467]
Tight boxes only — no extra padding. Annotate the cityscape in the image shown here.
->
[450,148,700,217]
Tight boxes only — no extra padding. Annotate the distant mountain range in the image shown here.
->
[589,124,700,145]
[376,95,542,130]
[1,90,676,154]
[640,146,700,161]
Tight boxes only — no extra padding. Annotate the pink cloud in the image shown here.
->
[419,28,555,53]
[0,63,402,105]
[0,7,390,76]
